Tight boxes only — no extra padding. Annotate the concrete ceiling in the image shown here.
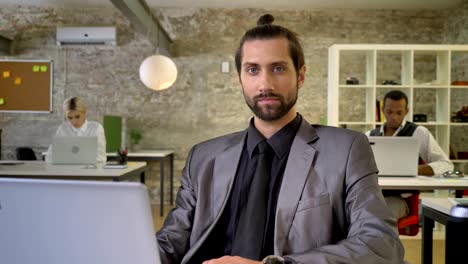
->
[2,0,465,9]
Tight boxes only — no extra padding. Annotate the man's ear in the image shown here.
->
[297,65,306,88]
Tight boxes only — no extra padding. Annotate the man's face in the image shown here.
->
[239,38,305,121]
[67,110,86,128]
[383,98,408,129]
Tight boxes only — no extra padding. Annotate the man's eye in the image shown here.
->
[247,67,258,74]
[273,66,285,72]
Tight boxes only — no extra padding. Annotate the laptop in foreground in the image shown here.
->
[0,178,161,264]
[368,136,419,177]
[51,136,97,165]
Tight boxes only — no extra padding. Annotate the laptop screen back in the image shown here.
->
[0,178,161,264]
[51,136,97,165]
[368,136,419,177]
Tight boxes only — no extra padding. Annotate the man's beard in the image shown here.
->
[243,85,298,121]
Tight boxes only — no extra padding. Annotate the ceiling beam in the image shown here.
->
[110,0,173,56]
[0,33,13,55]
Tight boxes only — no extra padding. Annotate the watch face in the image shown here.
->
[263,255,285,264]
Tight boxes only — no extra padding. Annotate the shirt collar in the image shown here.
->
[382,119,406,136]
[246,113,302,159]
[70,119,88,134]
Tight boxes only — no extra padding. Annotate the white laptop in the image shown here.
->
[51,136,97,165]
[0,178,161,264]
[368,136,419,177]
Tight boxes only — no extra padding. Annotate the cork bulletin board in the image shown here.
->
[0,60,53,113]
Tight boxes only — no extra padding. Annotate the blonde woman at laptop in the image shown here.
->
[45,97,106,164]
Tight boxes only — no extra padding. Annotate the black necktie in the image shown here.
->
[232,140,272,260]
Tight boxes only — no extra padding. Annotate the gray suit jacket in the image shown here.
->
[157,118,404,264]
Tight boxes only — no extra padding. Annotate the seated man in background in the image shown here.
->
[366,90,453,218]
[45,96,106,164]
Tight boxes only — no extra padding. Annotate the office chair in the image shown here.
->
[16,147,37,160]
[397,192,420,236]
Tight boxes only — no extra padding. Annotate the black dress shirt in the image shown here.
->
[190,114,302,262]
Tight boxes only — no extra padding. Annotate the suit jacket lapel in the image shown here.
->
[274,120,318,254]
[182,131,246,263]
[212,134,246,215]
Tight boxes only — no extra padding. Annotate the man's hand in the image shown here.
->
[418,164,435,176]
[202,256,262,264]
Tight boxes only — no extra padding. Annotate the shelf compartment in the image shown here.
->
[450,126,468,161]
[376,50,412,86]
[338,88,374,123]
[338,50,375,86]
[450,51,468,85]
[413,88,449,123]
[413,50,449,86]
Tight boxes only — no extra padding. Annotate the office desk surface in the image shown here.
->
[0,161,146,181]
[420,197,468,264]
[107,149,174,158]
[421,198,453,215]
[107,149,174,216]
[379,176,468,190]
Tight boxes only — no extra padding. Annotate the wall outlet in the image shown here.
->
[221,61,230,73]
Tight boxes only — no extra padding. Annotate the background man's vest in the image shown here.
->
[369,121,418,137]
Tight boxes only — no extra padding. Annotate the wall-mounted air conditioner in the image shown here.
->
[56,26,116,46]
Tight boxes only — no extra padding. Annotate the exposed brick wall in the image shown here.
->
[0,4,467,202]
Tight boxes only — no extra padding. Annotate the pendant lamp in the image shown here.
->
[139,23,177,91]
[139,54,177,90]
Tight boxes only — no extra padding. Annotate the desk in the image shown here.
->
[379,176,468,197]
[421,198,468,264]
[0,161,147,182]
[107,150,174,216]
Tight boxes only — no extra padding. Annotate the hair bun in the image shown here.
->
[257,14,274,26]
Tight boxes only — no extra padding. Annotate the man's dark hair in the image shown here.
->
[235,14,305,76]
[383,90,408,108]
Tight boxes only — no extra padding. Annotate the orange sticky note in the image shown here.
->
[2,71,10,78]
[14,77,22,85]
[0,98,4,105]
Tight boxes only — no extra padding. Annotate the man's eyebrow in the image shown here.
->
[271,61,289,65]
[242,61,289,66]
[242,62,259,67]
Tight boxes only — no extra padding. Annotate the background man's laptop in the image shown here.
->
[51,136,97,165]
[368,136,419,177]
[0,178,161,264]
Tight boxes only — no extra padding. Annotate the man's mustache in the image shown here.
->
[254,92,282,101]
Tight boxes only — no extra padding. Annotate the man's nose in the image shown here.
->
[258,71,275,91]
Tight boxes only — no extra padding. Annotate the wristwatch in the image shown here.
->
[262,255,285,264]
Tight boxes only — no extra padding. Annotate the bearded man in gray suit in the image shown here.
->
[157,14,404,264]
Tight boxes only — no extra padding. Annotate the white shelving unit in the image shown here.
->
[327,44,468,163]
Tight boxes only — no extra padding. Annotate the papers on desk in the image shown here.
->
[103,162,128,169]
[0,160,24,165]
